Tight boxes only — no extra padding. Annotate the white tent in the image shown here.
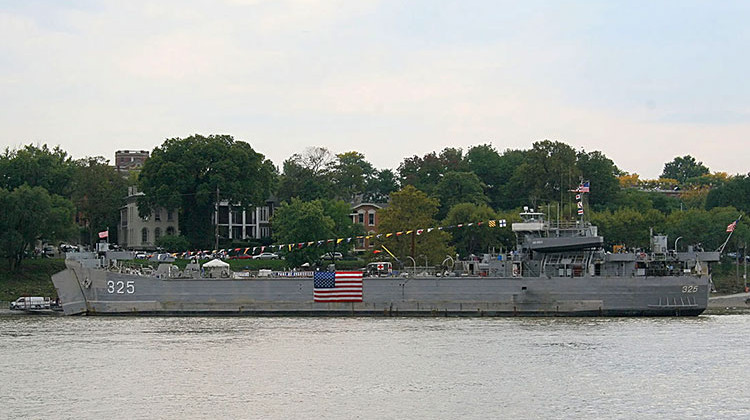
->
[203,258,230,278]
[203,259,229,268]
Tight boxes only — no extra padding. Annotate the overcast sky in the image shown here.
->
[1,0,748,178]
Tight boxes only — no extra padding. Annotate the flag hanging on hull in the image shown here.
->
[313,271,363,302]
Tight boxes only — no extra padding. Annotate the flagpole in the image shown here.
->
[718,215,742,253]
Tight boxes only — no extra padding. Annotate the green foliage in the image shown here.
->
[374,185,454,266]
[661,207,746,252]
[0,144,76,195]
[706,174,750,214]
[137,134,276,249]
[0,258,64,301]
[661,155,710,184]
[71,157,128,245]
[0,185,77,270]
[433,171,488,218]
[271,198,359,266]
[443,203,512,257]
[590,208,666,249]
[576,150,620,209]
[510,140,580,206]
[365,169,399,203]
[155,235,191,252]
[398,148,467,195]
[331,151,375,201]
[277,147,335,202]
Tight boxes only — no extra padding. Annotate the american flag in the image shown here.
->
[313,271,363,302]
[727,220,738,232]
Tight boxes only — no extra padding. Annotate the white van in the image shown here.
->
[10,297,51,310]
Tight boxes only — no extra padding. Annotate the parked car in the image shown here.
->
[230,254,254,260]
[320,252,343,260]
[10,296,51,310]
[253,252,280,260]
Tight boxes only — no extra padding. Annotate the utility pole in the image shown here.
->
[745,241,748,292]
[215,186,220,252]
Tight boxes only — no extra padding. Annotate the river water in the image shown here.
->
[1,314,749,419]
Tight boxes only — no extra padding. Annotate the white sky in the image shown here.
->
[1,0,748,179]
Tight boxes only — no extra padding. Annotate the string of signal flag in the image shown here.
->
[180,218,509,257]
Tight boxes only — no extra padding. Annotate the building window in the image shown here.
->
[260,226,271,238]
[218,206,229,224]
[358,213,364,224]
[232,226,243,239]
[167,210,174,222]
[154,210,161,222]
[121,208,128,227]
[141,228,149,244]
[231,210,242,224]
[154,227,161,242]
[368,212,375,226]
[166,226,175,236]
[260,207,269,222]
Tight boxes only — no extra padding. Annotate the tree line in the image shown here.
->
[2,135,749,272]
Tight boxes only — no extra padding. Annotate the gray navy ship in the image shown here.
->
[52,209,720,316]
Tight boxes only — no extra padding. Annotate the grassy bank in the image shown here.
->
[0,258,64,301]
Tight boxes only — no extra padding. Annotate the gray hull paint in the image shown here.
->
[53,261,709,317]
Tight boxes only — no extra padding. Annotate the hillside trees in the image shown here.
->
[0,185,76,270]
[374,185,454,265]
[71,157,128,244]
[662,155,710,183]
[277,147,335,202]
[271,198,362,266]
[137,134,276,249]
[442,203,513,257]
[705,174,750,214]
[0,144,76,194]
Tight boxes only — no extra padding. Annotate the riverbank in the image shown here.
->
[707,291,750,313]
[0,259,64,301]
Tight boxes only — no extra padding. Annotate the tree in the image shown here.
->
[576,150,620,209]
[137,134,276,249]
[661,155,709,184]
[509,140,580,207]
[156,235,191,252]
[492,148,529,210]
[590,208,665,249]
[0,144,76,195]
[398,148,466,195]
[374,185,454,265]
[271,198,335,267]
[364,169,399,202]
[465,144,503,204]
[71,157,128,245]
[433,171,488,218]
[0,185,76,270]
[277,147,335,202]
[443,203,511,257]
[331,151,376,201]
[706,174,750,214]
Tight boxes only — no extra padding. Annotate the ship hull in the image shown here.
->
[52,261,709,317]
